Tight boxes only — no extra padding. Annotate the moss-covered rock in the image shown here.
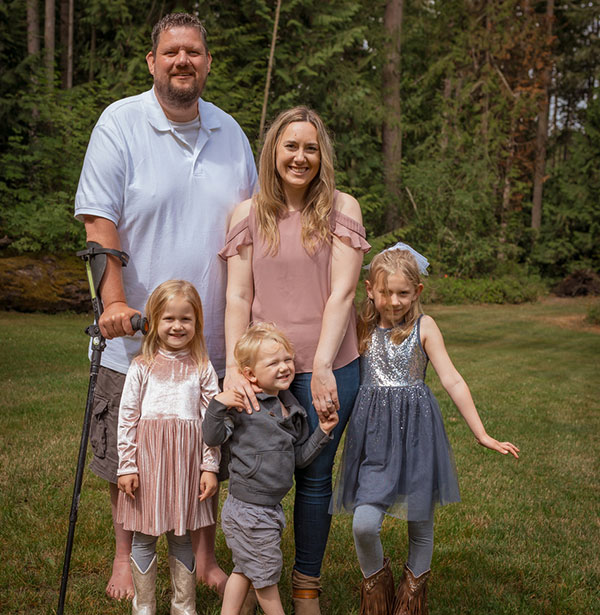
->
[0,255,91,313]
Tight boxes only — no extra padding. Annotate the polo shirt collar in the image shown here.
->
[143,87,222,133]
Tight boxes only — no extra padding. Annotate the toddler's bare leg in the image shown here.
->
[255,584,285,615]
[221,572,252,615]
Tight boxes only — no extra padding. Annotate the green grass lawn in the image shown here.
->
[1,299,599,615]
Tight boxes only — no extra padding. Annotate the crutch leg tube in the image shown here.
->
[57,243,147,614]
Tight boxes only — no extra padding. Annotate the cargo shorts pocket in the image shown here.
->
[89,397,109,458]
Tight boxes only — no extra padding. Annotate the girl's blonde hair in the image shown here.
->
[234,322,295,370]
[141,279,208,368]
[358,249,424,353]
[254,106,336,255]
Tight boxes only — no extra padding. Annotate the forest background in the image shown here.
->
[0,0,599,300]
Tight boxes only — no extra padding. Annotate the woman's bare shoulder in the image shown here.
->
[230,198,253,227]
[334,190,362,223]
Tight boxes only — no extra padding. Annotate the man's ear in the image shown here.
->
[243,366,257,385]
[146,51,155,76]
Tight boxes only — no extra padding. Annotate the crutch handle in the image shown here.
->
[130,314,149,335]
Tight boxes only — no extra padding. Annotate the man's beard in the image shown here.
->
[155,74,203,108]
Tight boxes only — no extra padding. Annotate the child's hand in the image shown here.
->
[214,388,247,410]
[477,434,520,459]
[318,409,339,436]
[117,473,139,499]
[199,471,218,501]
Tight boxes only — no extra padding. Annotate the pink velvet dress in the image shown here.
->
[219,204,371,372]
[116,349,220,536]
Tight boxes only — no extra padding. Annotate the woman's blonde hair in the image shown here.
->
[358,249,424,353]
[234,322,295,370]
[255,106,336,254]
[141,279,208,368]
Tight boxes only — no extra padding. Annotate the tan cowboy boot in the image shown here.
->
[131,555,157,615]
[168,556,197,615]
[392,564,430,615]
[360,557,395,615]
[292,568,321,615]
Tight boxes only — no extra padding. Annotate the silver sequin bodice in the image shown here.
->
[360,320,427,387]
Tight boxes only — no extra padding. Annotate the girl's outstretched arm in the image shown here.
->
[420,315,519,459]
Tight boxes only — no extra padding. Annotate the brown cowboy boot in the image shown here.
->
[360,557,395,615]
[292,568,321,615]
[392,564,429,615]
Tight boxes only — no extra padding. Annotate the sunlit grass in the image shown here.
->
[0,300,598,614]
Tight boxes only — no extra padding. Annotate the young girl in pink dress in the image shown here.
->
[116,279,221,615]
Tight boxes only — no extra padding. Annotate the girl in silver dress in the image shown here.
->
[331,246,519,615]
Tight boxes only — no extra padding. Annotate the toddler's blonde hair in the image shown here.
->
[358,249,424,353]
[234,322,295,371]
[141,279,208,368]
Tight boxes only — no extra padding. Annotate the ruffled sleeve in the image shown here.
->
[218,216,253,260]
[330,210,371,253]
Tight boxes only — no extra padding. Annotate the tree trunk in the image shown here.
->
[27,0,40,55]
[45,0,56,88]
[59,0,73,88]
[259,0,282,142]
[382,0,403,230]
[89,24,96,82]
[531,0,555,231]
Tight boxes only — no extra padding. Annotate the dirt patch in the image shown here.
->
[537,297,600,334]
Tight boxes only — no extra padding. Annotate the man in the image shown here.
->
[75,13,257,600]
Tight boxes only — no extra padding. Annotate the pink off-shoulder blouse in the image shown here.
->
[219,203,371,373]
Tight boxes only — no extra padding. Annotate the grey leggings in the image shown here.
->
[131,530,194,573]
[352,504,434,578]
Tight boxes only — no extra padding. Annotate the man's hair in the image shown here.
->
[151,13,209,55]
[234,322,295,371]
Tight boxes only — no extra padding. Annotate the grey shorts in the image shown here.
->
[88,366,126,484]
[221,494,286,589]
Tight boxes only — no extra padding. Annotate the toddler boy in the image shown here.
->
[203,323,338,615]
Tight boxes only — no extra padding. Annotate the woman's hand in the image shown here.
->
[311,365,339,419]
[117,473,139,499]
[199,471,218,501]
[477,434,520,459]
[223,366,262,413]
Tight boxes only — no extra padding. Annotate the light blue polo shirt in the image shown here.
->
[75,88,257,375]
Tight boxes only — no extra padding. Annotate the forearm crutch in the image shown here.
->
[57,242,147,614]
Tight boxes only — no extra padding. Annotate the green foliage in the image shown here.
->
[585,302,600,326]
[531,91,600,276]
[0,0,598,278]
[422,272,548,305]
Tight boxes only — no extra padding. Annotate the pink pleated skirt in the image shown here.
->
[117,418,215,536]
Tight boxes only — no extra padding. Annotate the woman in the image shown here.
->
[220,106,370,614]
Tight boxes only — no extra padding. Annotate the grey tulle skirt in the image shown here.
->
[331,383,460,521]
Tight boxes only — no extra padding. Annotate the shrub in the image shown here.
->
[585,303,600,326]
[422,273,548,305]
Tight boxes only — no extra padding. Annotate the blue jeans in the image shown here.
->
[290,358,359,578]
